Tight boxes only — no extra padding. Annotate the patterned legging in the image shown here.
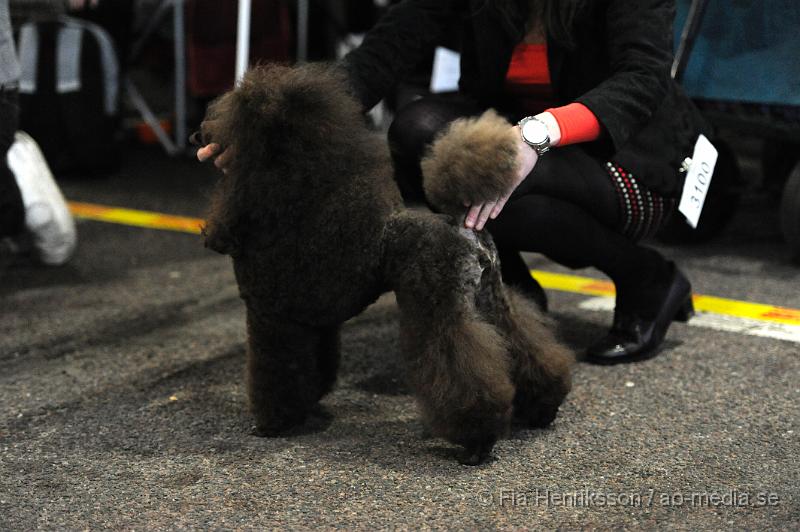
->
[606,162,676,241]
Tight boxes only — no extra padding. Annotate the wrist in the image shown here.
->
[534,112,562,147]
[514,126,539,171]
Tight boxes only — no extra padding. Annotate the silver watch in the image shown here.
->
[517,116,551,156]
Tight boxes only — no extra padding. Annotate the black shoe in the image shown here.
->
[497,247,548,312]
[585,264,694,364]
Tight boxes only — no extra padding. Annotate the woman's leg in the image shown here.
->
[487,193,670,317]
[487,147,692,362]
[388,95,483,202]
[489,146,675,313]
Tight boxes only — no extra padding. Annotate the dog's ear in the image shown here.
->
[199,91,236,148]
[202,176,243,257]
[202,220,240,256]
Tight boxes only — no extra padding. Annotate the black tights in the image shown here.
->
[0,88,23,237]
[388,96,671,314]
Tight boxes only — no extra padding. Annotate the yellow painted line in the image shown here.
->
[67,201,800,329]
[531,270,615,297]
[69,201,203,235]
[532,270,800,328]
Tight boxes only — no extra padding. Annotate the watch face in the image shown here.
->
[522,119,549,145]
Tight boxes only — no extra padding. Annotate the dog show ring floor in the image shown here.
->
[1,144,798,530]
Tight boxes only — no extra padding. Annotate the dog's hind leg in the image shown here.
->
[470,232,573,429]
[245,306,341,436]
[383,212,515,465]
[497,288,573,428]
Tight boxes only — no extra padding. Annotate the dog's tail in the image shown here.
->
[420,109,520,216]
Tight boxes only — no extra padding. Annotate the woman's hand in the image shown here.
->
[196,143,235,172]
[464,125,538,230]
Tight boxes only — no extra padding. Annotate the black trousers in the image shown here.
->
[387,96,673,314]
[0,87,23,237]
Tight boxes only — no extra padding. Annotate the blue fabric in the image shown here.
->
[675,0,800,106]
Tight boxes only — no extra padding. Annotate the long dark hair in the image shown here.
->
[496,0,585,47]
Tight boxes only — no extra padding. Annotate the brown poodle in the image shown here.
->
[198,63,572,465]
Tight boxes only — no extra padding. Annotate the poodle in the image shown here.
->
[197,63,572,465]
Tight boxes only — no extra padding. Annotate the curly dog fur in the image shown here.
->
[199,63,572,465]
[421,109,520,216]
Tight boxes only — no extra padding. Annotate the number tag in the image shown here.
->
[678,134,719,229]
[429,47,461,94]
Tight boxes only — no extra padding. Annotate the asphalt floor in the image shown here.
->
[1,143,798,530]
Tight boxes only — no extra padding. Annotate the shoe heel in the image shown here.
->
[673,297,695,322]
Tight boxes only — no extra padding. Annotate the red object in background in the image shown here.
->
[186,0,292,98]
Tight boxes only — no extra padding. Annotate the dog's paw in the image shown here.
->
[251,414,305,437]
[459,436,497,466]
[513,395,561,429]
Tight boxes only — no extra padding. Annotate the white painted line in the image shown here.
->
[578,296,800,344]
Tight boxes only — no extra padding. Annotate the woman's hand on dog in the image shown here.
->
[464,125,538,231]
[196,143,234,173]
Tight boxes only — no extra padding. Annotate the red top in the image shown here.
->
[505,42,602,146]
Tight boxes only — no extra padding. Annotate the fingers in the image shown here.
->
[464,202,498,231]
[196,143,219,162]
[474,201,496,231]
[465,204,482,229]
[196,143,233,173]
[491,194,510,220]
[215,147,234,171]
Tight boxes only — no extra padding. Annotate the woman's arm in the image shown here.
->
[575,0,676,152]
[468,0,676,230]
[341,0,463,111]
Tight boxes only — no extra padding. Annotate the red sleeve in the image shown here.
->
[546,103,603,146]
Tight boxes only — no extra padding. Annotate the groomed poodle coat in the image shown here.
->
[199,63,572,465]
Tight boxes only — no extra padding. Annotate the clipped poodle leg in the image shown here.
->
[400,314,514,465]
[384,212,515,464]
[482,281,572,427]
[245,306,341,436]
[502,289,573,428]
[468,232,573,429]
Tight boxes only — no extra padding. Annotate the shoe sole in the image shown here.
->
[7,132,77,265]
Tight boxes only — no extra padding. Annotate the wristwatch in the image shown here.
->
[517,116,551,156]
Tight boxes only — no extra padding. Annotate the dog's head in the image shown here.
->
[199,63,366,255]
[199,63,364,172]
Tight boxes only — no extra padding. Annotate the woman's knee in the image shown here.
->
[487,194,605,270]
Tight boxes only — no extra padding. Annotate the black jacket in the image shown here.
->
[342,0,711,197]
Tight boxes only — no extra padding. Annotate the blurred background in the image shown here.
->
[5,0,800,260]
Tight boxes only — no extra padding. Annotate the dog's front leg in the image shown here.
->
[244,306,341,436]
